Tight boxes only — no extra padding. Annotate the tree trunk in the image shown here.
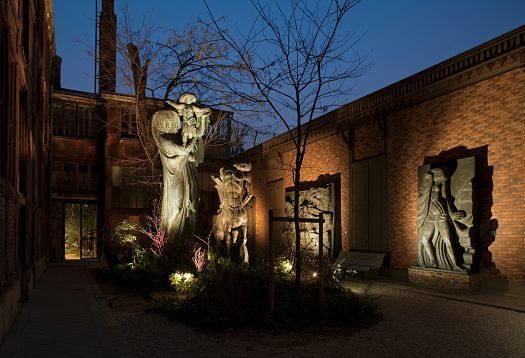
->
[294,147,302,291]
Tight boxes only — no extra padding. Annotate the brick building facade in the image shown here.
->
[237,25,525,291]
[48,0,230,261]
[1,0,524,342]
[0,0,55,342]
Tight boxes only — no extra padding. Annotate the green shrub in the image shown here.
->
[155,259,379,331]
[105,220,142,267]
[275,256,294,278]
[169,271,201,296]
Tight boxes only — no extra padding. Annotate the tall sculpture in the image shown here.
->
[416,162,475,272]
[212,163,254,264]
[151,93,210,237]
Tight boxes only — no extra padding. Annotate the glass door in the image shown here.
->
[80,204,97,259]
[64,203,98,260]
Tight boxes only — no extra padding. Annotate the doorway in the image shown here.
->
[350,155,388,251]
[64,203,98,259]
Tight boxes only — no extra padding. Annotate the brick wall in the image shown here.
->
[239,128,351,254]
[6,198,16,282]
[353,119,385,161]
[0,194,4,287]
[237,64,525,283]
[387,68,525,281]
[0,0,54,341]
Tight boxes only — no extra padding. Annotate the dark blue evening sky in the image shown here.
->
[54,0,525,99]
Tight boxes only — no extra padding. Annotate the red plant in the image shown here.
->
[139,200,169,257]
[192,246,206,273]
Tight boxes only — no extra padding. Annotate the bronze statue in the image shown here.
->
[212,163,254,264]
[151,93,210,238]
[416,167,466,271]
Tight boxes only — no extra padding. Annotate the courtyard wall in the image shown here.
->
[236,25,525,289]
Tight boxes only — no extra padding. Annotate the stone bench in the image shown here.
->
[337,251,387,280]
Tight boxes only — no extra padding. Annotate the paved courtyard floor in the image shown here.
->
[1,261,524,357]
[0,261,113,357]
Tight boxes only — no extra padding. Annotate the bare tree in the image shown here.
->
[206,0,369,290]
[109,5,248,191]
[112,5,163,189]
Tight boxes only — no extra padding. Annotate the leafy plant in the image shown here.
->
[330,258,357,283]
[105,220,141,267]
[275,256,293,278]
[169,271,201,296]
[155,261,378,331]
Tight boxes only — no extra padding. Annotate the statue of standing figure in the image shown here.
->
[212,163,254,264]
[151,93,210,238]
[416,167,466,271]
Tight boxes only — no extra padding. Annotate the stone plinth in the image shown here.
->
[408,266,480,292]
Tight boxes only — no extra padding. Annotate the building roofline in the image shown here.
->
[52,88,165,105]
[52,88,233,117]
[241,24,525,155]
[337,24,525,120]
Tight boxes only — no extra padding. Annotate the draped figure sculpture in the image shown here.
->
[416,167,466,271]
[151,93,210,238]
[212,163,254,264]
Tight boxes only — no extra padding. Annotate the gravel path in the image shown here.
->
[93,275,525,358]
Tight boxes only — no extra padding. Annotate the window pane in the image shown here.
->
[78,105,93,138]
[88,164,97,192]
[52,101,63,136]
[111,166,146,208]
[63,103,77,137]
[121,110,138,138]
[81,204,97,239]
[51,161,64,191]
[81,204,97,258]
[63,162,76,190]
[111,166,122,186]
[64,203,81,258]
[78,164,88,192]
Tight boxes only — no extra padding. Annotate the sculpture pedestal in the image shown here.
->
[408,266,480,292]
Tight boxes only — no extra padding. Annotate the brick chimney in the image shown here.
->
[98,0,116,93]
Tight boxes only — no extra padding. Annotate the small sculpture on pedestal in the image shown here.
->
[212,163,254,264]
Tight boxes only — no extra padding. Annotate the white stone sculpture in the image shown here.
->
[151,93,210,237]
[212,163,254,264]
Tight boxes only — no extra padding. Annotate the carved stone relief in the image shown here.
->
[281,184,335,256]
[416,157,476,271]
